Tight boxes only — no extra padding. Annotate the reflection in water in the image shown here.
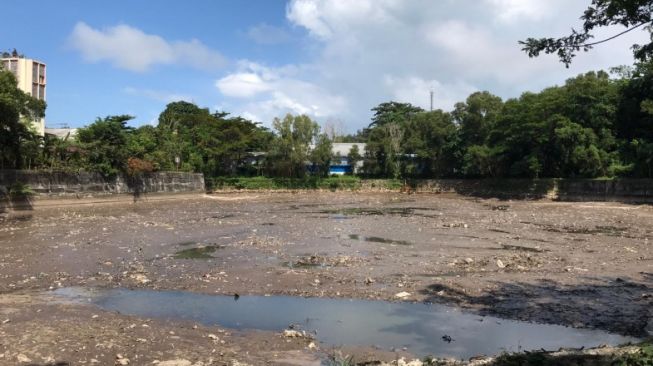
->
[54,287,637,358]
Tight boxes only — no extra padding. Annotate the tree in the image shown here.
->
[453,91,503,147]
[77,115,134,177]
[402,110,458,177]
[0,69,46,169]
[370,102,423,127]
[310,133,333,177]
[267,114,319,177]
[347,144,362,174]
[520,0,653,66]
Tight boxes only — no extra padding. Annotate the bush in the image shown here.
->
[205,176,362,191]
[8,182,34,198]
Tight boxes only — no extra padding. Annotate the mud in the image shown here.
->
[1,192,652,364]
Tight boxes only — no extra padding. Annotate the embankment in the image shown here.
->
[209,176,653,202]
[0,170,205,212]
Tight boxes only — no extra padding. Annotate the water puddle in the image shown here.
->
[174,245,224,259]
[282,261,328,269]
[54,287,637,359]
[500,244,548,253]
[347,234,412,246]
[318,207,441,220]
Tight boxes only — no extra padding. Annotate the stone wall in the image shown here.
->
[361,178,653,202]
[0,170,205,199]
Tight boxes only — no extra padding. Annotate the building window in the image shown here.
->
[39,85,45,100]
[32,84,38,97]
[32,63,38,81]
[39,64,45,83]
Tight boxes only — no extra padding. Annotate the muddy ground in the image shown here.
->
[1,191,652,365]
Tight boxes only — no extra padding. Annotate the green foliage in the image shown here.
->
[206,176,361,191]
[0,69,46,169]
[520,0,653,66]
[310,133,333,177]
[347,144,362,174]
[76,115,134,177]
[5,59,653,184]
[8,182,33,198]
[267,114,320,177]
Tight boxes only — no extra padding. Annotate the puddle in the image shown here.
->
[282,261,328,269]
[347,234,412,246]
[54,287,637,359]
[500,244,548,253]
[174,245,224,259]
[319,207,434,217]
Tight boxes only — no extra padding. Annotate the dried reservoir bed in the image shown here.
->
[1,192,652,365]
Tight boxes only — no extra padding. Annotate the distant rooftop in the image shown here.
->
[45,128,78,139]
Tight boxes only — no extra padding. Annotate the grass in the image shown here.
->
[206,176,362,191]
[7,183,34,198]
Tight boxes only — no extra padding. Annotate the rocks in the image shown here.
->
[364,277,375,285]
[394,291,411,299]
[282,329,313,339]
[16,354,31,363]
[157,360,192,366]
[496,259,506,268]
[115,354,130,365]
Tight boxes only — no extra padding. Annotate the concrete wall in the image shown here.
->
[361,178,653,202]
[0,170,205,199]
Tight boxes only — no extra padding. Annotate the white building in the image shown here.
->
[1,56,47,136]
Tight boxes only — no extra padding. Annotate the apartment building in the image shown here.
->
[1,56,46,136]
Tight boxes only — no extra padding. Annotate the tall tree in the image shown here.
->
[310,133,333,177]
[267,114,319,177]
[77,115,134,177]
[0,69,46,169]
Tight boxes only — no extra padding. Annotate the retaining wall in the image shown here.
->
[0,170,205,199]
[361,179,653,202]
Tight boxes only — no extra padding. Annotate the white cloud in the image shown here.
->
[247,23,292,45]
[211,0,651,131]
[485,0,559,22]
[69,22,227,72]
[216,73,272,98]
[216,61,346,124]
[278,0,651,130]
[384,76,478,112]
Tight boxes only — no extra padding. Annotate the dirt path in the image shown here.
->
[1,192,652,364]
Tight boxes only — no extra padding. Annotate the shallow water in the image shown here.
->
[54,287,637,359]
[347,234,412,246]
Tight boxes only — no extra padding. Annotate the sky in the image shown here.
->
[2,0,650,132]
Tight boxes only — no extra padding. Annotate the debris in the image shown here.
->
[16,354,31,363]
[283,329,313,339]
[157,360,192,366]
[364,277,375,285]
[496,259,506,268]
[395,291,411,299]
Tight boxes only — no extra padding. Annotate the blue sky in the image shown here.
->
[3,0,650,132]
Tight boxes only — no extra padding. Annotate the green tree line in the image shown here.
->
[2,61,653,179]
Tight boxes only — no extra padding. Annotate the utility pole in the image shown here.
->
[429,89,434,111]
